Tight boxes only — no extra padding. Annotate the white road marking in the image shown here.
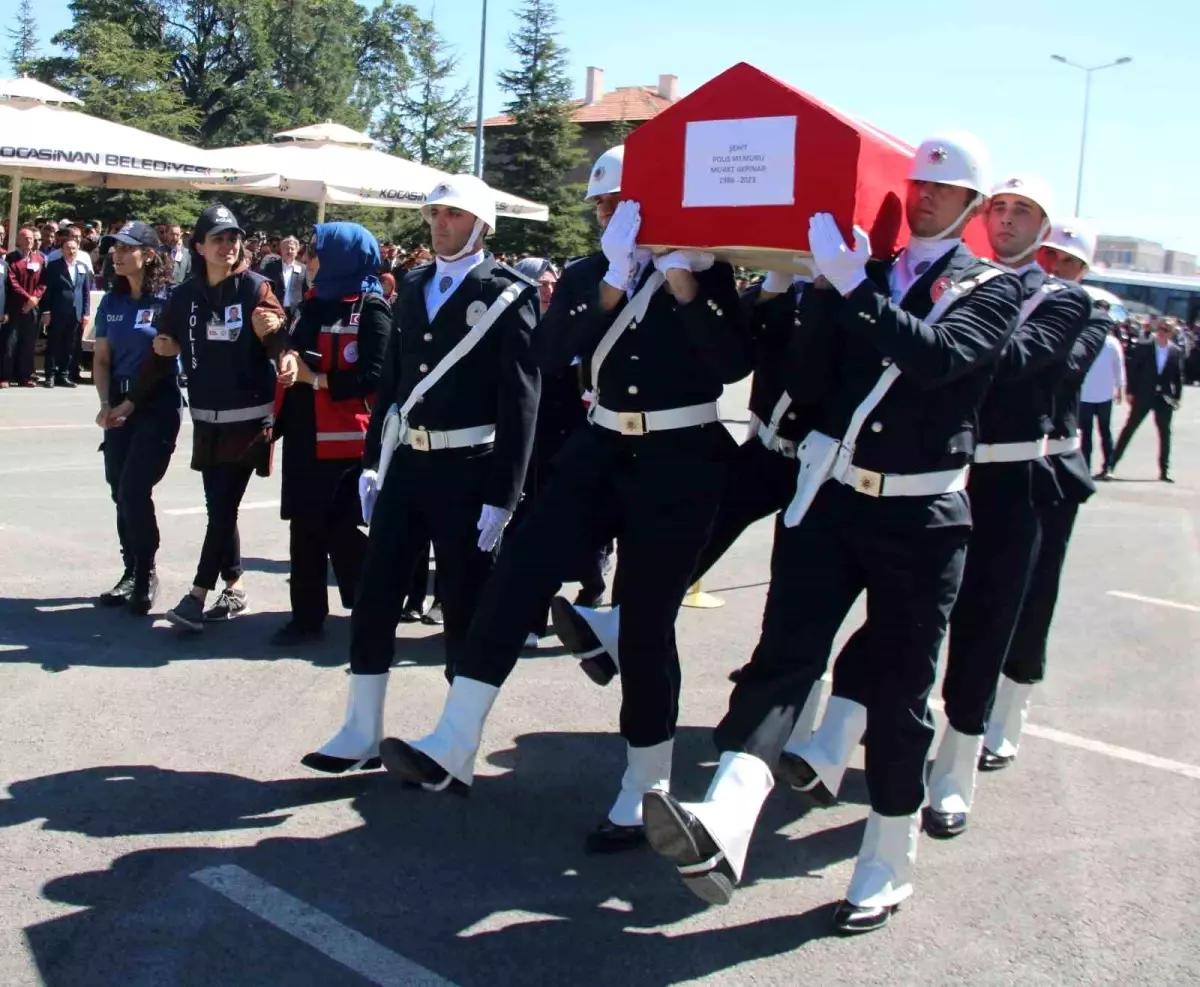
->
[1106,590,1200,613]
[0,464,95,476]
[1023,723,1200,782]
[164,499,280,517]
[191,865,458,987]
[35,603,93,613]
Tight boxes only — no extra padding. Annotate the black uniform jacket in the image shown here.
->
[979,267,1091,505]
[277,293,392,520]
[364,256,540,513]
[536,257,751,486]
[741,280,830,444]
[1049,303,1112,504]
[786,244,1023,528]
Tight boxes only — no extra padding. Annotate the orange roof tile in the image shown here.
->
[483,86,673,127]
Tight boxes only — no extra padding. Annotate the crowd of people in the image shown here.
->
[3,133,1194,939]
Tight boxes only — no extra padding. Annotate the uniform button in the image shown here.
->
[630,355,640,361]
[423,333,432,342]
[419,363,429,373]
[786,411,796,420]
[870,421,883,433]
[627,385,639,395]
[881,358,891,367]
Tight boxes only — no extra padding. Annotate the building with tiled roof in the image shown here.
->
[482,67,678,185]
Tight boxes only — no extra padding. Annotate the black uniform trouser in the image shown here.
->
[689,436,798,584]
[457,426,731,747]
[102,407,180,572]
[45,317,80,380]
[289,510,368,629]
[1004,500,1080,686]
[713,483,967,816]
[403,546,436,613]
[194,465,255,590]
[1079,400,1114,471]
[1112,398,1173,474]
[940,467,1042,737]
[350,448,495,680]
[6,310,38,382]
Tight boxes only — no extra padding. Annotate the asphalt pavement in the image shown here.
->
[1,380,1198,987]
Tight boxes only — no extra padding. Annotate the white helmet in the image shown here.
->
[422,174,496,232]
[585,145,624,201]
[1040,218,1095,267]
[908,131,991,195]
[989,174,1055,223]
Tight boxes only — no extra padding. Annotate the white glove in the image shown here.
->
[358,469,379,525]
[601,200,641,290]
[653,249,715,274]
[807,213,870,296]
[762,270,793,294]
[476,504,513,552]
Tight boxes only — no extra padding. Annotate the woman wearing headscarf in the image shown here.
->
[269,223,392,645]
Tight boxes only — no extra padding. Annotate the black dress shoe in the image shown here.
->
[420,602,444,626]
[270,621,325,646]
[398,607,423,624]
[549,596,617,686]
[1095,468,1113,481]
[584,819,646,854]
[55,376,76,388]
[300,752,382,774]
[832,899,899,934]
[378,737,469,796]
[573,588,604,610]
[98,571,135,607]
[978,747,1016,772]
[127,571,159,616]
[775,752,837,806]
[922,806,968,839]
[642,790,735,905]
[1161,472,1174,483]
[41,377,54,388]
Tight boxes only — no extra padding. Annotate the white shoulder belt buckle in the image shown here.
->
[408,427,432,451]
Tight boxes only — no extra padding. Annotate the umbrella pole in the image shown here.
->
[316,200,326,224]
[7,172,21,245]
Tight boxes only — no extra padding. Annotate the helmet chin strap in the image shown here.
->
[994,217,1052,268]
[911,192,984,246]
[437,218,487,263]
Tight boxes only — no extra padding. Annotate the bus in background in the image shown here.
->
[1082,268,1200,326]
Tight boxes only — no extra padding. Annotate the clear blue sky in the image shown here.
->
[25,0,1200,253]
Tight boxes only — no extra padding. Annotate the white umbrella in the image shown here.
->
[273,120,374,146]
[0,75,83,105]
[204,136,548,223]
[0,100,261,236]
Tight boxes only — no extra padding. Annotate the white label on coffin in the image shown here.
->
[682,115,797,208]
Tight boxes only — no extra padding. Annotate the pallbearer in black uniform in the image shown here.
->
[784,175,1091,844]
[551,267,826,692]
[639,134,1022,934]
[982,221,1110,769]
[302,175,540,774]
[376,181,750,854]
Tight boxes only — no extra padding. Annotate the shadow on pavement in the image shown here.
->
[12,728,866,987]
[0,597,447,673]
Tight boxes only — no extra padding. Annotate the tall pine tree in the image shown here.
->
[487,0,589,259]
[6,0,39,73]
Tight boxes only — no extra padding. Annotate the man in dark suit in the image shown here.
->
[260,236,306,320]
[39,229,93,387]
[3,226,47,387]
[1111,319,1185,481]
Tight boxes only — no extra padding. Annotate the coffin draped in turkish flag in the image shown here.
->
[623,62,984,272]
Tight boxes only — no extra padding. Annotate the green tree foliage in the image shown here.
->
[486,0,589,260]
[375,16,472,173]
[5,0,39,73]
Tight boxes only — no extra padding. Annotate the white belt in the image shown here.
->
[752,419,797,459]
[1045,434,1082,456]
[402,423,495,452]
[189,402,274,424]
[589,401,719,436]
[973,437,1049,464]
[836,463,970,498]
